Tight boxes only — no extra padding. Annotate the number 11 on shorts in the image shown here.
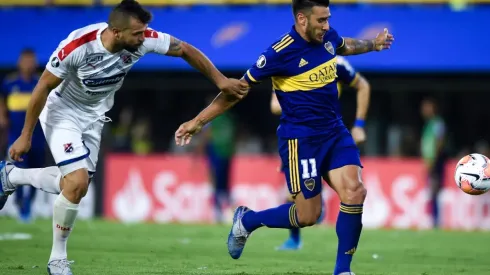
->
[300,158,317,179]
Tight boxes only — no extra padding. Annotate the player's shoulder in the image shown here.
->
[144,27,162,39]
[56,22,107,61]
[258,31,299,67]
[324,27,341,40]
[267,31,300,54]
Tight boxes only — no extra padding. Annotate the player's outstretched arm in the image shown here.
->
[165,36,248,98]
[22,70,61,138]
[353,73,371,124]
[351,73,371,144]
[175,79,249,146]
[9,70,62,161]
[338,28,394,56]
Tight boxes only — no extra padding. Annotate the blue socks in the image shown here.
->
[334,203,363,275]
[241,203,299,232]
[431,197,439,228]
[289,227,300,243]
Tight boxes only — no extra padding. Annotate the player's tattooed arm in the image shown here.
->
[166,35,248,98]
[338,29,394,56]
[337,38,375,56]
[165,36,184,56]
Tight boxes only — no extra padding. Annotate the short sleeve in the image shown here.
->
[336,57,358,86]
[45,44,76,79]
[140,29,171,55]
[327,27,345,50]
[243,48,284,84]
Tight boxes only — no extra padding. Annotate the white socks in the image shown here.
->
[8,166,62,194]
[49,193,79,262]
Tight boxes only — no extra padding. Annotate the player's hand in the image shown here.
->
[9,134,32,162]
[351,126,366,145]
[218,78,249,99]
[374,28,394,51]
[175,119,204,146]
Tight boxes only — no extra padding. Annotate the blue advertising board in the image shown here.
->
[1,5,489,72]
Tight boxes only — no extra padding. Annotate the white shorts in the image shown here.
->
[39,104,104,177]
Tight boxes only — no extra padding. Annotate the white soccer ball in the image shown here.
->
[454,153,490,195]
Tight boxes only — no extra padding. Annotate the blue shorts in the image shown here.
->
[278,128,362,199]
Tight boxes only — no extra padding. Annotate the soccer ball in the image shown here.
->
[454,153,490,195]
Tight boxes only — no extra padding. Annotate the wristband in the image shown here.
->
[354,119,365,128]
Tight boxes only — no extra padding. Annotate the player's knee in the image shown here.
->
[341,179,367,205]
[62,169,90,203]
[296,203,322,227]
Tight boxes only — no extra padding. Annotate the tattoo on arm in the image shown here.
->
[337,38,375,56]
[166,36,184,56]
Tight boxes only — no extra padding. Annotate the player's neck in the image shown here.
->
[19,72,33,82]
[100,29,123,53]
[294,24,311,43]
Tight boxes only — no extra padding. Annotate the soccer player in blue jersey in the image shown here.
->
[0,49,45,223]
[271,56,371,251]
[175,1,393,274]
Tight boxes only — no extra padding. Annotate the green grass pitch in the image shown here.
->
[0,217,488,275]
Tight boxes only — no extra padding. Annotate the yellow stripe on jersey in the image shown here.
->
[7,92,31,112]
[272,35,294,53]
[246,70,258,82]
[288,139,300,193]
[337,37,345,49]
[272,57,337,92]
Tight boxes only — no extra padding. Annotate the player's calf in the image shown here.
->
[326,165,365,275]
[294,192,323,227]
[60,169,90,204]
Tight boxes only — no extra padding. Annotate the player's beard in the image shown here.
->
[124,45,139,53]
[306,25,323,44]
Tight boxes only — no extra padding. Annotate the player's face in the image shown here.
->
[421,100,435,119]
[118,17,148,52]
[306,6,331,44]
[18,53,37,75]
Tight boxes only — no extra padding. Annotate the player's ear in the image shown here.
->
[111,27,122,40]
[296,12,307,27]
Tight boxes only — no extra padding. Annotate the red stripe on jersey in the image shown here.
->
[144,29,159,39]
[58,30,98,61]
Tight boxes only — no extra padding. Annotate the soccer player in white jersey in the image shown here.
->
[0,1,248,274]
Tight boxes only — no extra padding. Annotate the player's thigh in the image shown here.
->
[81,121,104,179]
[322,132,365,203]
[41,121,90,177]
[278,137,323,224]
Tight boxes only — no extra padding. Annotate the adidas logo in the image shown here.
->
[299,58,308,67]
[345,247,357,255]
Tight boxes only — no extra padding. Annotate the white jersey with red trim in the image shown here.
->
[43,22,170,125]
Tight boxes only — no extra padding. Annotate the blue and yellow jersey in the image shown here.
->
[336,56,358,97]
[243,26,346,138]
[1,73,44,147]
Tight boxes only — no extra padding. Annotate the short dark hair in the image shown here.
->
[20,48,36,56]
[292,0,330,15]
[109,0,152,29]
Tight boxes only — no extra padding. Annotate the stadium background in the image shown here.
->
[0,0,489,231]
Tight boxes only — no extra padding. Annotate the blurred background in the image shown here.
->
[0,0,489,230]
